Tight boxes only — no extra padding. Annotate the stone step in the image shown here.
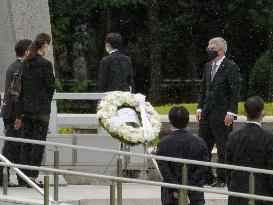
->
[0,184,228,205]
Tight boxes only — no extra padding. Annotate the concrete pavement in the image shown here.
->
[0,183,228,205]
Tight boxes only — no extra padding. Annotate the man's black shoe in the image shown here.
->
[8,182,19,187]
[17,182,28,187]
[0,181,22,187]
[17,184,27,187]
[211,180,226,187]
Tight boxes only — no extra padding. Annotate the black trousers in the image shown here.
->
[164,201,204,205]
[162,188,204,205]
[198,114,232,183]
[163,197,204,205]
[21,113,49,178]
[0,118,22,183]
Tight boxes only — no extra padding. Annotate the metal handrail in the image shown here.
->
[52,92,105,100]
[1,135,273,204]
[0,135,273,176]
[0,162,273,203]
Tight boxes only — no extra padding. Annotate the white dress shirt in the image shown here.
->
[246,121,261,127]
[109,49,118,54]
[197,55,236,117]
[211,56,225,74]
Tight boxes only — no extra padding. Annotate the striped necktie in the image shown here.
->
[211,64,218,82]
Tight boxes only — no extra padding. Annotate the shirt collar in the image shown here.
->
[246,121,261,127]
[109,49,118,55]
[213,55,225,67]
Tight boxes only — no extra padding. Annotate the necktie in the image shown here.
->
[211,64,218,82]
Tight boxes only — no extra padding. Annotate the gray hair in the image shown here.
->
[209,37,227,53]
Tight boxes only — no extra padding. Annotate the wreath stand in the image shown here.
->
[103,141,162,181]
[98,91,162,179]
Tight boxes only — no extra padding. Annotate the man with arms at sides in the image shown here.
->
[196,37,240,187]
[226,96,273,205]
[98,33,134,92]
[0,39,32,186]
[156,106,209,205]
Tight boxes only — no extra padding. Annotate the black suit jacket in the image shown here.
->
[16,55,55,117]
[156,130,209,205]
[98,51,134,92]
[197,58,240,121]
[1,59,21,120]
[226,123,273,205]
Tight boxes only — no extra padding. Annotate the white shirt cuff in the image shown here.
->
[227,112,237,117]
[197,109,202,113]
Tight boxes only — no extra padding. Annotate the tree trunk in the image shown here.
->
[268,2,273,101]
[147,0,161,104]
[105,8,112,33]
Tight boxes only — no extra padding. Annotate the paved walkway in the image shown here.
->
[0,184,228,205]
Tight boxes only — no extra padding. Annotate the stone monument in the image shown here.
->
[0,0,54,91]
[0,0,56,134]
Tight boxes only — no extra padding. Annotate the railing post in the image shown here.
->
[117,158,122,205]
[72,135,77,166]
[3,166,8,195]
[110,181,116,205]
[178,164,188,205]
[248,173,255,205]
[44,175,50,205]
[54,148,59,201]
[49,99,57,134]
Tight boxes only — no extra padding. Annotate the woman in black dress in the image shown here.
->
[15,33,55,187]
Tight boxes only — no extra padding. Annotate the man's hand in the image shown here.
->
[172,192,190,204]
[0,102,6,109]
[14,118,22,130]
[224,114,234,127]
[196,111,202,124]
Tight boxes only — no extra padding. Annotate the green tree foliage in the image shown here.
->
[248,51,271,101]
[48,0,273,104]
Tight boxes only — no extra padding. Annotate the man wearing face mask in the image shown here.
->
[98,33,134,92]
[196,37,240,187]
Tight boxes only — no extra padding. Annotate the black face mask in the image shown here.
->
[207,50,219,61]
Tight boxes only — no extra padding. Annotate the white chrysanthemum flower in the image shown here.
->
[97,91,161,146]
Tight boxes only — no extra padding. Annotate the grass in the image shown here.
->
[155,102,273,115]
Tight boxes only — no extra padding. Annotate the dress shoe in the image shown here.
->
[8,182,19,187]
[17,182,28,187]
[211,180,226,187]
[0,181,21,187]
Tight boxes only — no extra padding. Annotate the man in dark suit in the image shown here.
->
[156,106,209,205]
[0,39,32,186]
[98,33,134,92]
[196,37,240,187]
[226,96,273,205]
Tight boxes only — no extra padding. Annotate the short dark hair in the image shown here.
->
[168,106,189,129]
[105,33,122,49]
[15,39,32,57]
[244,96,264,120]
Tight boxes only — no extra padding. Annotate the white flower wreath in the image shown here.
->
[97,91,162,146]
